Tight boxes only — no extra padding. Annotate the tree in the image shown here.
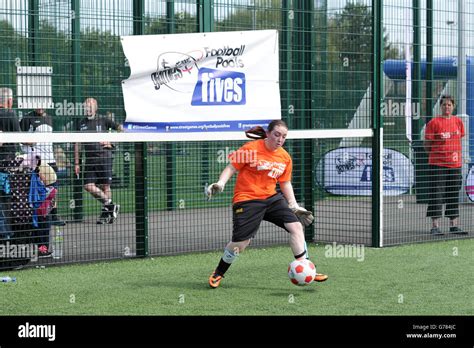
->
[331,2,401,66]
[79,27,126,120]
[324,2,401,128]
[0,20,27,86]
[215,0,282,31]
[144,12,198,35]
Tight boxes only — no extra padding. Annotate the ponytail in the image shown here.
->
[245,126,267,139]
[244,120,289,140]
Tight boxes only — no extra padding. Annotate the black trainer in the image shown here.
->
[449,226,467,235]
[105,203,120,224]
[97,206,111,224]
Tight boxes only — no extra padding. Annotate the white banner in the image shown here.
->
[315,147,414,196]
[120,30,280,133]
[466,165,474,202]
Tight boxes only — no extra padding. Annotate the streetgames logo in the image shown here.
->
[334,153,365,174]
[335,152,396,182]
[150,51,203,92]
[150,44,246,93]
[0,242,38,261]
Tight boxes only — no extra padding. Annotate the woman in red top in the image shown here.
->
[424,95,466,235]
[206,120,328,288]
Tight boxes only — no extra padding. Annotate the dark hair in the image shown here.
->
[440,95,455,105]
[245,120,289,139]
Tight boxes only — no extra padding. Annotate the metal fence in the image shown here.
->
[0,0,472,270]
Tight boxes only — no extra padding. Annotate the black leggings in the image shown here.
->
[426,165,462,219]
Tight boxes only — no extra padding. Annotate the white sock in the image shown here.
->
[222,248,238,264]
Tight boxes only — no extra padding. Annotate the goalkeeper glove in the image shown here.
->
[289,202,314,227]
[206,181,225,200]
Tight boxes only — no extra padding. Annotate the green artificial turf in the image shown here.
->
[1,239,472,315]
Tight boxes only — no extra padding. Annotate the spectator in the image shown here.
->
[0,87,20,240]
[424,95,467,235]
[0,88,20,165]
[20,107,66,226]
[74,98,122,224]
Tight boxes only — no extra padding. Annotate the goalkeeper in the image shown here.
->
[207,120,328,288]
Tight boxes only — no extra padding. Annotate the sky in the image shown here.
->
[381,0,474,58]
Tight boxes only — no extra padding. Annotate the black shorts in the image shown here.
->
[84,154,113,185]
[232,193,299,242]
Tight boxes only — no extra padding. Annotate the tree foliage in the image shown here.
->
[0,1,401,129]
[324,2,401,127]
[330,2,400,64]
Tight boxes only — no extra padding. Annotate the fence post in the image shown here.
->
[28,0,39,65]
[165,2,177,212]
[372,0,383,247]
[71,0,83,223]
[133,0,148,257]
[198,0,213,33]
[291,1,315,241]
[198,0,213,197]
[303,1,315,242]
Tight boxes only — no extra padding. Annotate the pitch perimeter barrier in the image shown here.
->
[0,0,472,270]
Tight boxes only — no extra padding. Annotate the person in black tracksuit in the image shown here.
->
[74,98,123,224]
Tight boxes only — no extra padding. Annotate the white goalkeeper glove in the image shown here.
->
[289,202,314,227]
[205,181,225,200]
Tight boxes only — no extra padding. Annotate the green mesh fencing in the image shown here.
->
[0,0,472,270]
